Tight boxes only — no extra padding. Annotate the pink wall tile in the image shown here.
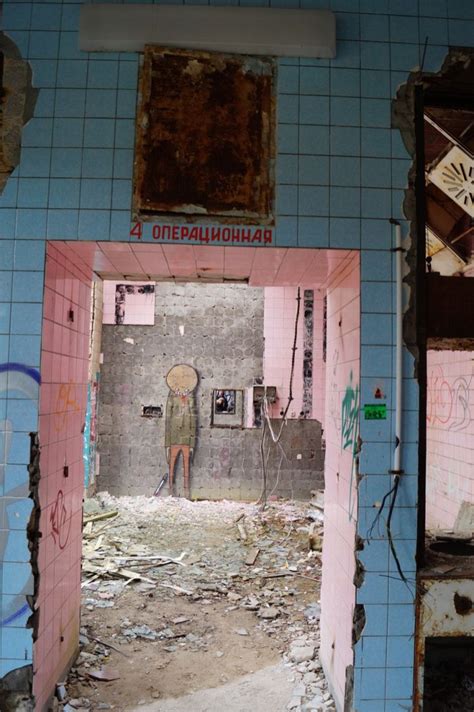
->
[34,243,92,707]
[426,349,474,530]
[263,286,325,421]
[102,280,155,325]
[319,253,360,710]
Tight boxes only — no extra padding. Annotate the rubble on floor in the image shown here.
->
[56,494,334,712]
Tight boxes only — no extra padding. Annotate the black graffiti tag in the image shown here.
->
[50,489,72,550]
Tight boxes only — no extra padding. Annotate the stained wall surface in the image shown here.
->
[426,349,474,530]
[1,0,462,707]
[84,277,103,493]
[320,252,360,710]
[263,286,326,424]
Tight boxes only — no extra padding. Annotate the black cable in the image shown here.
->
[366,474,410,589]
[258,288,301,509]
[366,481,397,540]
[280,287,301,422]
[386,475,408,584]
[258,417,268,507]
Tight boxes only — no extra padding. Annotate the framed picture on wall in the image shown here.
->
[211,389,244,428]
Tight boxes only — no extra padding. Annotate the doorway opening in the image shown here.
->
[35,241,360,712]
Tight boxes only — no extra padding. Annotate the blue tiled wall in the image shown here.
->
[1,0,472,708]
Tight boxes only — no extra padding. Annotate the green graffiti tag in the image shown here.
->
[341,370,360,521]
[341,370,360,456]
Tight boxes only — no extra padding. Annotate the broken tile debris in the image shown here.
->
[56,494,334,712]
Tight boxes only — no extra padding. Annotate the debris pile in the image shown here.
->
[57,493,334,711]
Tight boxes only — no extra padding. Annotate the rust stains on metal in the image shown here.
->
[133,46,275,224]
[453,592,473,615]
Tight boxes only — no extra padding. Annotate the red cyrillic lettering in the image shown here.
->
[264,230,273,244]
[222,228,231,242]
[130,222,142,239]
[252,229,262,243]
[152,225,161,240]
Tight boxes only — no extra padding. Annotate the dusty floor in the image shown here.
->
[60,495,335,712]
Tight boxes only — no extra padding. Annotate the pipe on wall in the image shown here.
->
[393,220,404,474]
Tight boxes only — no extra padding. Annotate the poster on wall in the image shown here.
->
[211,389,244,428]
[103,281,155,325]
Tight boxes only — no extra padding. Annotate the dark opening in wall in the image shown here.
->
[423,636,474,711]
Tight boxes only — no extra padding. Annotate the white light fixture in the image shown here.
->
[80,4,336,58]
[428,145,474,217]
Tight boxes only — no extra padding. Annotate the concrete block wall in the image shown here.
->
[98,281,324,500]
[5,0,471,707]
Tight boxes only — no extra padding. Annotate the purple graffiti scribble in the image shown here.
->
[0,603,30,627]
[0,362,41,384]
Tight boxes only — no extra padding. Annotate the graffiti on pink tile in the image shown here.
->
[426,364,472,431]
[341,370,360,455]
[50,489,72,550]
[341,370,360,520]
[53,382,81,433]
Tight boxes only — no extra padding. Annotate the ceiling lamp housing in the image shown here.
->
[428,145,474,218]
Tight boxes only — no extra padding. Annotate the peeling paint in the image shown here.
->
[0,33,38,195]
[27,432,41,642]
[343,664,354,712]
[352,604,366,644]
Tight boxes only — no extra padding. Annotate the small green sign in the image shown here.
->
[364,403,387,420]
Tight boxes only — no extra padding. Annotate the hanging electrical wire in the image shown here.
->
[365,473,410,588]
[258,287,301,508]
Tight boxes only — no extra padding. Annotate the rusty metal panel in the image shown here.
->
[419,578,474,637]
[133,46,275,224]
[415,575,474,710]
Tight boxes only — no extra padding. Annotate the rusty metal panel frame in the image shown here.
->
[133,46,276,225]
[415,575,474,710]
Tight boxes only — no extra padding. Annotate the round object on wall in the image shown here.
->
[166,364,198,395]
